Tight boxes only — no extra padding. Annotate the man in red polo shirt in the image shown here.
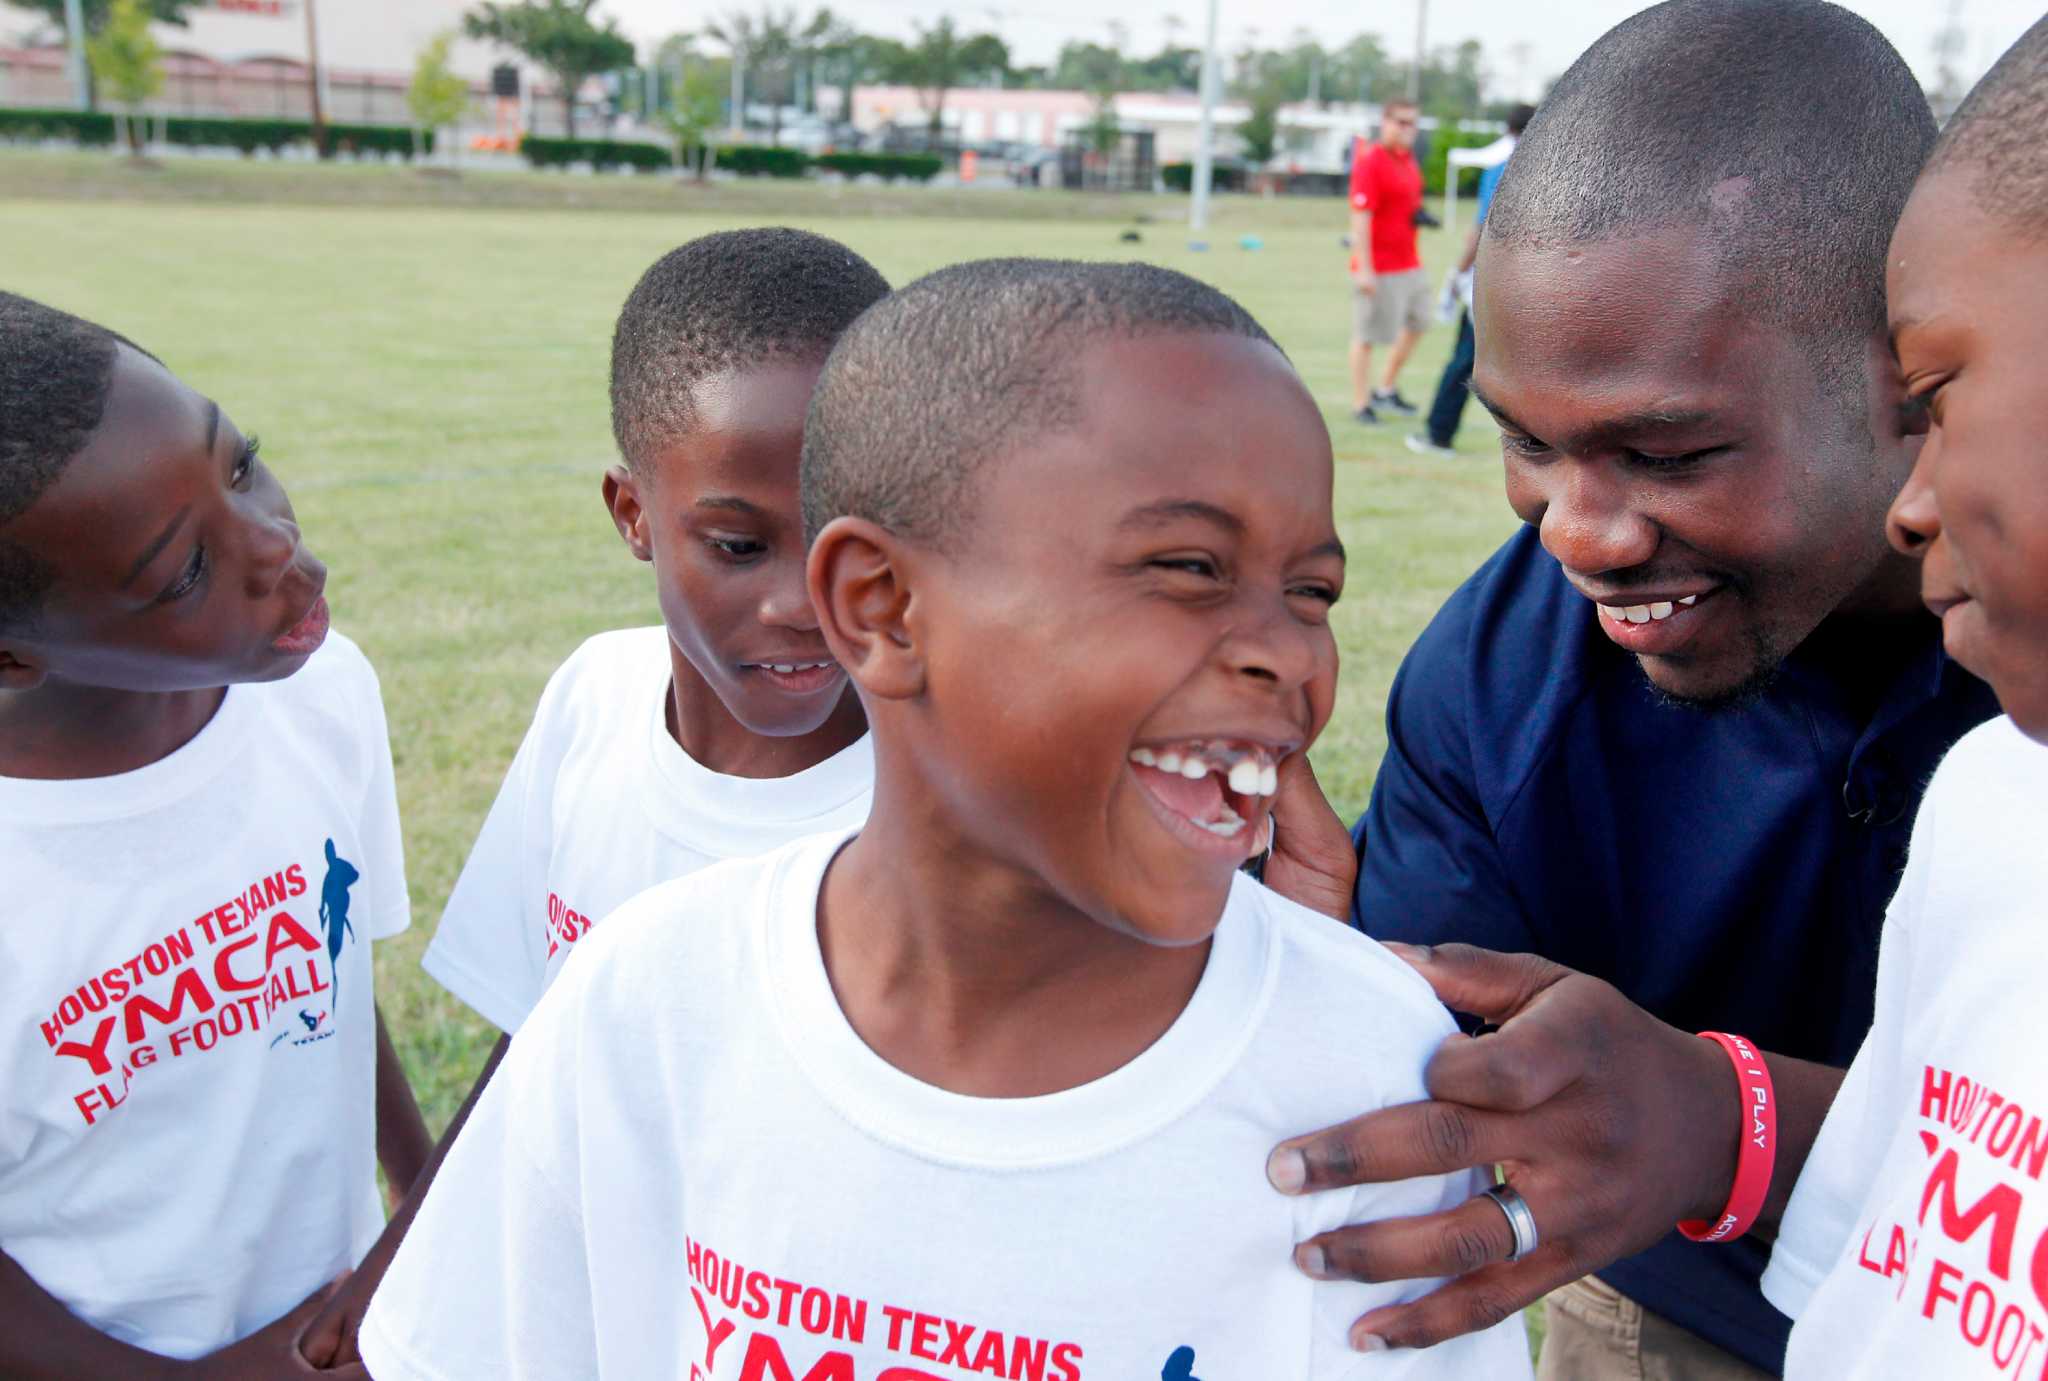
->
[1348,100,1428,423]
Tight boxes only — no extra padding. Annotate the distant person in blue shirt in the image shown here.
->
[1271,4,2000,1379]
[1405,102,1534,460]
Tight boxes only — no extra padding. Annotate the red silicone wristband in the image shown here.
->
[1678,1031,1777,1244]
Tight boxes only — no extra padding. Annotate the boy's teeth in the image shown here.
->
[1197,813,1248,838]
[1679,594,1699,606]
[1127,744,1285,799]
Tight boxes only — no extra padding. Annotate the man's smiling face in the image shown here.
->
[1473,224,1920,703]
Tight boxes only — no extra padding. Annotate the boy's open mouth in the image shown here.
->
[1127,739,1281,848]
[742,660,840,694]
[272,594,330,656]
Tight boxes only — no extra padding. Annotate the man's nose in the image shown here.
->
[1537,464,1660,578]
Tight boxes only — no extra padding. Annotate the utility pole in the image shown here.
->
[729,43,746,138]
[1409,0,1427,103]
[1190,0,1220,234]
[62,0,88,111]
[304,0,328,157]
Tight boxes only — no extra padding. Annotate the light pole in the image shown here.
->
[304,0,328,157]
[62,0,88,111]
[1189,0,1220,234]
[1409,0,1427,102]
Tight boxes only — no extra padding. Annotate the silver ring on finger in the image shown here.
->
[1482,1183,1540,1262]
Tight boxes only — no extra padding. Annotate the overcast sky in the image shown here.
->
[598,0,2038,100]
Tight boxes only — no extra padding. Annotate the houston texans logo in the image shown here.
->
[1162,1345,1203,1381]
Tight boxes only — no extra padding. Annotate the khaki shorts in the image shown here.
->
[1538,1276,1776,1381]
[1352,267,1430,345]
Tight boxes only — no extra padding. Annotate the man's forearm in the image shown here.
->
[1456,224,1481,274]
[1350,211,1372,265]
[1759,1053,1849,1232]
[0,1248,182,1381]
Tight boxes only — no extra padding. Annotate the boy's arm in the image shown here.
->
[374,1006,433,1202]
[353,990,597,1380]
[301,1033,511,1368]
[0,1250,367,1381]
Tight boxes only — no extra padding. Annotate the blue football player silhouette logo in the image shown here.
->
[318,838,360,1011]
[1161,1346,1202,1381]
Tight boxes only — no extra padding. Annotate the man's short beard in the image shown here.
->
[1640,622,1787,713]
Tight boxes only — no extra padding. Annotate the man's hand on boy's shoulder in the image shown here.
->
[1262,754,1358,922]
[181,1278,369,1380]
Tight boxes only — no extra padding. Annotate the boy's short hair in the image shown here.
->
[801,257,1277,550]
[0,291,125,632]
[609,228,890,472]
[1484,0,1934,390]
[1929,16,2048,236]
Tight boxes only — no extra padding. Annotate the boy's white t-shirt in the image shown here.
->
[422,626,873,1033]
[0,633,409,1360]
[362,830,1532,1380]
[1763,715,2048,1378]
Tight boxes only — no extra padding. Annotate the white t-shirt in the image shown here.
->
[422,626,873,1034]
[0,633,409,1360]
[362,830,1532,1380]
[1763,715,2048,1378]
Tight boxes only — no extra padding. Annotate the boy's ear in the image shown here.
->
[0,644,48,692]
[807,516,924,702]
[601,465,654,563]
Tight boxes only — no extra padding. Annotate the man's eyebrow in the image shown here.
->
[122,506,191,590]
[1116,499,1245,535]
[1304,537,1347,563]
[1467,382,1522,430]
[1468,384,1717,444]
[204,401,220,456]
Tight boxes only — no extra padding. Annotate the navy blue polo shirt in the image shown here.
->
[1352,525,1999,1374]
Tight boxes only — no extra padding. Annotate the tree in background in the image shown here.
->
[407,31,472,164]
[702,7,838,145]
[85,0,161,155]
[463,0,633,140]
[662,63,724,179]
[1236,83,1282,166]
[5,0,193,109]
[814,25,905,124]
[884,17,1007,143]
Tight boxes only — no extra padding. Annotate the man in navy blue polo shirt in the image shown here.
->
[1337,4,2000,1377]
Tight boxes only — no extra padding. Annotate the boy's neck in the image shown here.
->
[666,643,865,779]
[818,790,1212,1100]
[0,681,227,781]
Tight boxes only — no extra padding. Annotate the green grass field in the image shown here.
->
[0,150,1519,1131]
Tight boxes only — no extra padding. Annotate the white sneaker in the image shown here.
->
[1405,432,1456,458]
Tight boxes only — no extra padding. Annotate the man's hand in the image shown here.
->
[1351,258,1377,294]
[185,1280,369,1379]
[1262,753,1358,922]
[1264,944,1743,1351]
